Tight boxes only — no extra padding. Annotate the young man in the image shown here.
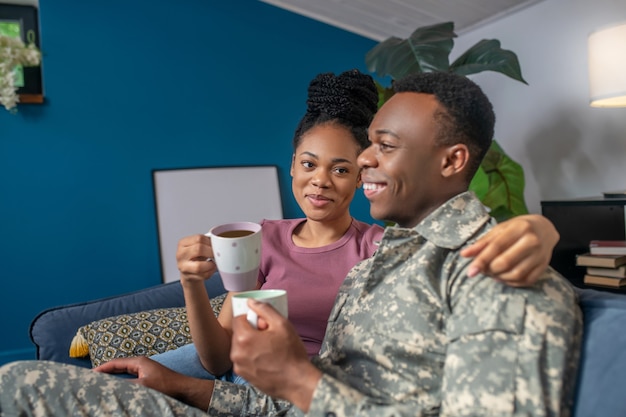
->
[0,72,580,417]
[218,72,583,416]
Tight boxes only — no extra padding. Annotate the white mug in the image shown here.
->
[231,289,288,329]
[206,221,262,292]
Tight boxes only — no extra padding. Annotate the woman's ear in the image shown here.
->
[356,170,363,189]
[290,154,296,177]
[441,144,469,178]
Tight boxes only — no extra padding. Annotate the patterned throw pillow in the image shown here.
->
[69,293,227,367]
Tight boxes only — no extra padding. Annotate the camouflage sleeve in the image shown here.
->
[306,374,436,417]
[209,362,438,417]
[208,379,301,416]
[442,265,583,417]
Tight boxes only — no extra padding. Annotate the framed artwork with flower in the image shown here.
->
[0,4,43,105]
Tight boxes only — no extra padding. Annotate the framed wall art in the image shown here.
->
[0,4,43,103]
[152,166,284,283]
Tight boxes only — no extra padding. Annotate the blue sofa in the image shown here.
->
[30,274,226,369]
[29,276,626,417]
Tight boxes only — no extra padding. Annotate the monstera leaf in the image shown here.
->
[366,22,455,80]
[469,141,528,222]
[450,39,527,84]
[366,21,526,84]
[366,21,529,221]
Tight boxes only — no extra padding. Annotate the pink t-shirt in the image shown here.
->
[257,218,384,357]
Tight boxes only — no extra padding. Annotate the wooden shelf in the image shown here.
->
[541,197,626,293]
[19,94,44,104]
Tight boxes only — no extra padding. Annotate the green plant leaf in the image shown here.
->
[365,22,455,80]
[479,141,529,220]
[489,206,516,223]
[450,39,527,84]
[469,165,489,201]
[374,81,396,109]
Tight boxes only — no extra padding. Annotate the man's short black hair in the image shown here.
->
[393,72,495,180]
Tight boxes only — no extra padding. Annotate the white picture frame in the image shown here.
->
[153,166,283,283]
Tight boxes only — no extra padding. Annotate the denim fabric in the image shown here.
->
[151,343,247,384]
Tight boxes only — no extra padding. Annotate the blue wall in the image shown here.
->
[0,0,377,364]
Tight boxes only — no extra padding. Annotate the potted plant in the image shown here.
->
[365,21,528,221]
[0,34,41,113]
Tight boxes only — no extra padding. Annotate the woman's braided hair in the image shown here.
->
[292,69,378,152]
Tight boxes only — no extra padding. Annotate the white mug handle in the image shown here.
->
[246,310,258,329]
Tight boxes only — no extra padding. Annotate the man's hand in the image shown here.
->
[95,357,214,410]
[461,214,559,287]
[230,300,322,412]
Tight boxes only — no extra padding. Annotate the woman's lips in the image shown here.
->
[306,194,332,208]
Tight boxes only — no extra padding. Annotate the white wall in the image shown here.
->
[454,0,626,213]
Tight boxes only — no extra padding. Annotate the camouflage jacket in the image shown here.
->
[209,192,583,417]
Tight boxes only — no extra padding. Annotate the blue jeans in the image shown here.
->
[150,344,248,385]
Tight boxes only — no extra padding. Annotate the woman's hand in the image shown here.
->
[95,357,215,410]
[461,214,559,287]
[176,234,218,284]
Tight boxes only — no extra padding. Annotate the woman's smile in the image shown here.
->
[306,193,333,208]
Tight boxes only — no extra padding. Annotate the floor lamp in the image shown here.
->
[588,22,626,198]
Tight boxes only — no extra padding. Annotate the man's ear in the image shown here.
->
[441,144,469,178]
[290,154,295,177]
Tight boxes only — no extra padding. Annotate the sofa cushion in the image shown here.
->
[573,288,626,417]
[74,307,192,367]
[71,293,227,367]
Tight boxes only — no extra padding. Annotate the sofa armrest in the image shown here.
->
[30,273,225,368]
[573,287,626,417]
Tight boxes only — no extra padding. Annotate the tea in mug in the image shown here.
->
[207,221,262,291]
[218,230,255,238]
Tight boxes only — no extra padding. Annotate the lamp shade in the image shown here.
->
[588,22,626,108]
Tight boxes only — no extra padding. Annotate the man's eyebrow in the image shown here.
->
[372,128,400,139]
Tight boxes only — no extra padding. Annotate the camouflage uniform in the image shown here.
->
[0,360,209,416]
[0,192,582,417]
[210,192,583,416]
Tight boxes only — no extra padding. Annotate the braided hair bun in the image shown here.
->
[293,69,378,150]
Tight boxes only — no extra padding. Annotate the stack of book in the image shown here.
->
[577,240,626,288]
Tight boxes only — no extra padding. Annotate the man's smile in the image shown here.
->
[362,182,387,199]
